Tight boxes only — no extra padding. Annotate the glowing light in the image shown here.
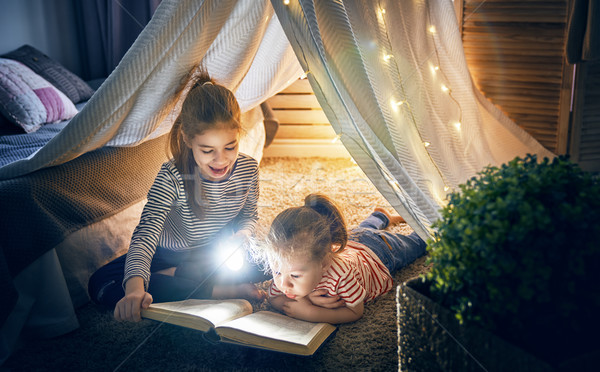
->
[453,121,462,130]
[444,186,450,192]
[383,53,392,62]
[218,239,245,272]
[391,99,406,112]
[423,141,431,147]
[283,0,290,5]
[300,72,308,79]
[221,247,244,271]
[331,134,341,143]
[429,25,436,34]
[430,65,440,75]
[441,84,449,93]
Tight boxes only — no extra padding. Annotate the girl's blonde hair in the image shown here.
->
[168,68,242,218]
[257,193,348,273]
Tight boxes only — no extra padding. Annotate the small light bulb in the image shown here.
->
[429,25,436,34]
[391,99,405,112]
[300,72,308,79]
[331,134,341,143]
[283,0,290,5]
[423,141,431,147]
[441,84,449,93]
[383,53,392,61]
[444,186,450,191]
[453,121,461,130]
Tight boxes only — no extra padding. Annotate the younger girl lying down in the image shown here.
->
[256,193,427,324]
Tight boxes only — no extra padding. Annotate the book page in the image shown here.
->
[217,311,331,346]
[143,299,252,330]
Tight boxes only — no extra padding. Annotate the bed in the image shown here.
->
[0,45,268,363]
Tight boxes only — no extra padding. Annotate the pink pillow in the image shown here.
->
[0,58,78,133]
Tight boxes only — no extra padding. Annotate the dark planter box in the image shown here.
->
[396,278,599,372]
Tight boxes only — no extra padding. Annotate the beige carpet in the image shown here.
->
[3,157,431,372]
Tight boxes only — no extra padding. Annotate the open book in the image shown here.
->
[140,299,337,356]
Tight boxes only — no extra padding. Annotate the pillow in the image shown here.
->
[0,58,79,133]
[1,45,95,103]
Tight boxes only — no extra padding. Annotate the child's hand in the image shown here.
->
[114,276,153,322]
[307,289,345,309]
[280,296,316,320]
[114,290,153,322]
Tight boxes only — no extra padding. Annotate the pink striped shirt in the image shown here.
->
[268,240,393,307]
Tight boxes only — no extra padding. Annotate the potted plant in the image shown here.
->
[398,154,600,371]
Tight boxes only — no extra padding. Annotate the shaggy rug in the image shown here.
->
[3,157,431,372]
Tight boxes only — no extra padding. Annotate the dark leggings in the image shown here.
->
[88,246,269,309]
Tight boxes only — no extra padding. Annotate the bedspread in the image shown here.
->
[0,135,168,325]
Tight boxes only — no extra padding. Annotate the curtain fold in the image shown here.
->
[565,0,600,63]
[74,0,163,80]
[272,0,554,239]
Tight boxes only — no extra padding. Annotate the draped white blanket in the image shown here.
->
[0,0,302,180]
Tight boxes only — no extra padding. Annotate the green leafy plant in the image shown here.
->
[425,154,600,360]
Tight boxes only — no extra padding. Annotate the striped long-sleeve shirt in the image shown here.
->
[268,240,393,306]
[124,153,259,289]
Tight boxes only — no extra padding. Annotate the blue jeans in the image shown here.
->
[349,211,427,274]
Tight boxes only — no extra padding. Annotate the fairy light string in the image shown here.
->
[376,1,458,201]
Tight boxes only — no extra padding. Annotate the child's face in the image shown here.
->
[186,126,240,181]
[271,255,328,300]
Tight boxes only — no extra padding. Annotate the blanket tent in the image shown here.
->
[0,0,553,363]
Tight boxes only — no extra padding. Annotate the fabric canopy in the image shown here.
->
[273,0,554,239]
[0,0,302,180]
[0,0,554,239]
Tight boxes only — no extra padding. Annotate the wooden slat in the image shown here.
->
[463,45,563,57]
[463,13,565,23]
[279,79,312,93]
[267,94,322,109]
[263,139,350,158]
[477,86,560,99]
[276,124,336,139]
[272,110,330,125]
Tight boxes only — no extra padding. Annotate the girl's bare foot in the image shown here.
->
[212,283,266,302]
[374,207,405,225]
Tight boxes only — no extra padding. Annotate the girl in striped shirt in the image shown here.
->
[88,70,269,322]
[258,193,426,324]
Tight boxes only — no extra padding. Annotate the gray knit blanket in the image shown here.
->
[0,135,167,325]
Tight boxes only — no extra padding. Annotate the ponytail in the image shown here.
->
[304,193,348,253]
[260,193,348,273]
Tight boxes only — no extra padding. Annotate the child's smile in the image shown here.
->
[186,126,240,181]
[208,165,229,178]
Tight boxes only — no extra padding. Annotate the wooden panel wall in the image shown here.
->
[263,79,350,158]
[461,0,572,154]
